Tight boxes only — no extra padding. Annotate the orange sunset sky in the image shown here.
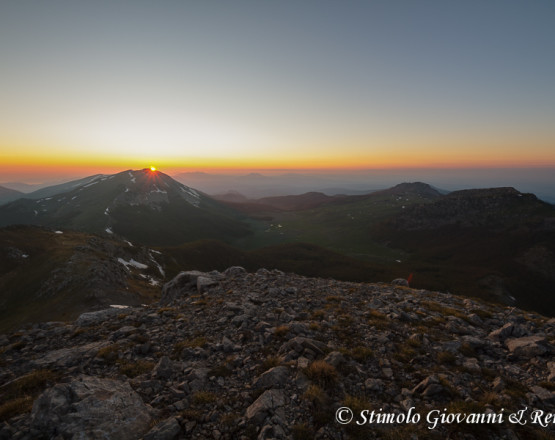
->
[1,1,554,183]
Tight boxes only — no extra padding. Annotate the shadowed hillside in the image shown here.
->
[0,169,252,246]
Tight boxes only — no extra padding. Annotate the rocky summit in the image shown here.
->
[1,268,555,439]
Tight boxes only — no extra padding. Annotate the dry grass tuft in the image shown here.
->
[305,360,338,388]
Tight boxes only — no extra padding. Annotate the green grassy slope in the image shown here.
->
[234,183,439,261]
[158,240,401,285]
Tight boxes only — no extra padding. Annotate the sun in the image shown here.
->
[150,166,157,171]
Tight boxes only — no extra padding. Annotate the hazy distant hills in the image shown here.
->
[214,182,443,214]
[0,169,251,245]
[175,169,555,203]
[0,185,24,204]
[2,173,555,316]
[213,191,338,213]
[175,171,384,198]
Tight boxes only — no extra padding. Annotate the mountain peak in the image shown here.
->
[391,185,553,231]
[389,182,441,195]
[0,169,251,245]
[448,187,523,198]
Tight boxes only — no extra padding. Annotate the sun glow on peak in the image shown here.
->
[150,166,156,171]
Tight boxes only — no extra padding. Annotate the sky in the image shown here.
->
[1,0,555,183]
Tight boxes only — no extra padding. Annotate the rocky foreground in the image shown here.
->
[1,268,555,439]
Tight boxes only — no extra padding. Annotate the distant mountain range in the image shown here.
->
[174,171,384,198]
[1,171,554,318]
[213,182,444,213]
[174,169,555,203]
[0,185,24,204]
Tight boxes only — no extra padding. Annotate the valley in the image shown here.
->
[1,169,554,331]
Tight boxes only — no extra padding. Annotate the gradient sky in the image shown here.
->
[1,0,555,181]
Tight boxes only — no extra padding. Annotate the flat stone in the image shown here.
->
[144,417,181,440]
[463,358,481,373]
[278,337,327,360]
[76,308,123,326]
[412,375,439,394]
[506,336,548,358]
[33,341,110,368]
[31,376,151,440]
[488,323,527,341]
[364,378,384,392]
[529,386,555,405]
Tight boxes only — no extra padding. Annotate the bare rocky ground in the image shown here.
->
[1,267,555,439]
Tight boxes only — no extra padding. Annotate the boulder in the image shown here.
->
[197,276,218,293]
[462,358,481,373]
[278,337,327,361]
[253,366,290,390]
[144,417,181,440]
[224,266,247,277]
[160,271,206,305]
[364,378,384,392]
[32,341,110,368]
[324,351,346,368]
[412,375,439,394]
[488,323,527,341]
[506,335,549,358]
[391,278,409,287]
[31,376,151,440]
[76,308,123,326]
[152,356,174,380]
[245,389,286,425]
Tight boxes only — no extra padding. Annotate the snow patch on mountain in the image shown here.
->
[150,185,167,194]
[149,251,165,277]
[118,258,148,270]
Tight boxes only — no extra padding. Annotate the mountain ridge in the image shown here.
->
[0,185,24,205]
[0,225,163,332]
